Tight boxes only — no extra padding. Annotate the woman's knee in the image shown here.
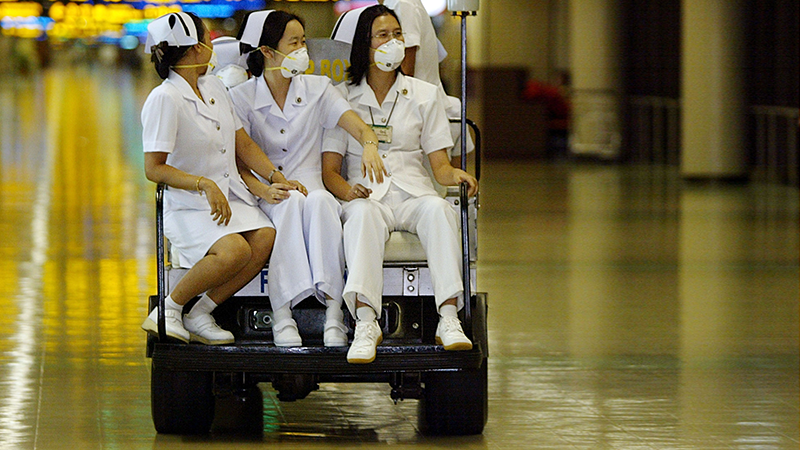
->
[343,198,380,223]
[419,197,456,223]
[305,189,339,212]
[247,227,275,259]
[209,234,252,268]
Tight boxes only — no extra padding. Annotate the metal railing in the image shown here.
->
[751,105,799,186]
[627,98,799,186]
[627,96,681,166]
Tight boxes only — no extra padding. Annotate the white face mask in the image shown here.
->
[373,39,405,72]
[207,48,219,72]
[215,64,249,89]
[271,47,309,78]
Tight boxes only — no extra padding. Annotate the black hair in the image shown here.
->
[347,5,401,86]
[150,12,206,80]
[237,10,304,77]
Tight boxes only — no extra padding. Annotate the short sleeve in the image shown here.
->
[141,89,178,154]
[394,2,422,48]
[229,86,252,136]
[322,126,348,156]
[228,93,243,131]
[420,92,454,154]
[318,81,353,130]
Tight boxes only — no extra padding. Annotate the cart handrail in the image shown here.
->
[155,183,167,341]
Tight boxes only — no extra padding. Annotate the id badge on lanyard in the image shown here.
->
[371,125,393,144]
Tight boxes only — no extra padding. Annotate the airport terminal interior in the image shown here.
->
[0,0,798,449]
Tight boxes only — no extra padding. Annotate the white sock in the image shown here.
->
[439,303,458,319]
[356,305,377,323]
[186,293,217,319]
[326,299,344,322]
[164,295,184,313]
[273,303,293,324]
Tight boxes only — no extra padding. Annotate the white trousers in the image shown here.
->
[341,185,463,318]
[259,189,345,310]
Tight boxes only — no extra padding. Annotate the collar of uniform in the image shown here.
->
[349,73,410,109]
[166,71,218,121]
[382,0,400,10]
[253,76,308,114]
[166,70,198,102]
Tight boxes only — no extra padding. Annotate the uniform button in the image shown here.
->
[381,118,386,124]
[216,124,220,130]
[402,89,408,95]
[381,154,387,158]
[224,172,229,178]
[210,98,215,105]
[296,97,302,103]
[387,172,392,176]
[282,148,288,152]
[278,165,283,171]
[221,148,227,154]
[280,129,286,134]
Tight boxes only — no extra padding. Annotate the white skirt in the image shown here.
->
[164,194,274,268]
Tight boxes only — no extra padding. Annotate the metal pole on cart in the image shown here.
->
[155,184,167,340]
[448,0,479,336]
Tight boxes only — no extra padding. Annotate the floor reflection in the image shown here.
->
[0,65,797,449]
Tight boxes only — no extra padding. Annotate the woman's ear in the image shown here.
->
[259,46,273,60]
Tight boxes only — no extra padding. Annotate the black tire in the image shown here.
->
[150,361,215,434]
[419,357,488,435]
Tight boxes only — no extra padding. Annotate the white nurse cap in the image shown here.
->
[239,10,274,49]
[145,12,198,53]
[210,36,247,73]
[330,6,369,45]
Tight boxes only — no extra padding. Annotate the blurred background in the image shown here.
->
[0,0,797,448]
[1,0,797,181]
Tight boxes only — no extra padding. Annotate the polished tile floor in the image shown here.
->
[0,66,798,449]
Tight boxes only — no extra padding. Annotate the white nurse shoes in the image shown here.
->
[346,320,382,364]
[183,312,235,345]
[323,319,348,347]
[272,318,303,347]
[141,308,190,343]
[435,316,473,351]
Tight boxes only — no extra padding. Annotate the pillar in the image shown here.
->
[680,0,747,179]
[568,0,622,159]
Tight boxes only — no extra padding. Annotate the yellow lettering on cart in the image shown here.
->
[319,59,330,78]
[332,59,347,83]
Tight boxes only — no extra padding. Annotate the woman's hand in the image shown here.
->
[452,169,479,197]
[286,179,308,196]
[361,143,387,184]
[262,183,294,204]
[336,111,387,184]
[199,178,232,225]
[345,183,372,201]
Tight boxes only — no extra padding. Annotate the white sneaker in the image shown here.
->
[272,318,303,347]
[347,320,382,364]
[324,319,348,347]
[141,308,190,343]
[183,313,234,345]
[435,316,473,351]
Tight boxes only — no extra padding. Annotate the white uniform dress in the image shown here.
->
[322,73,461,318]
[229,74,352,309]
[141,71,273,267]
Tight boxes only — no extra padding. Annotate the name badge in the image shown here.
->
[371,125,393,144]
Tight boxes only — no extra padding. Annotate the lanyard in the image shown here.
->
[368,91,400,127]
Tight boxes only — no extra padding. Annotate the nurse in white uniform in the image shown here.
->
[321,5,478,364]
[229,10,386,347]
[140,12,285,346]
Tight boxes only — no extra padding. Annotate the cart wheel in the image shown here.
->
[419,357,488,435]
[150,361,215,434]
